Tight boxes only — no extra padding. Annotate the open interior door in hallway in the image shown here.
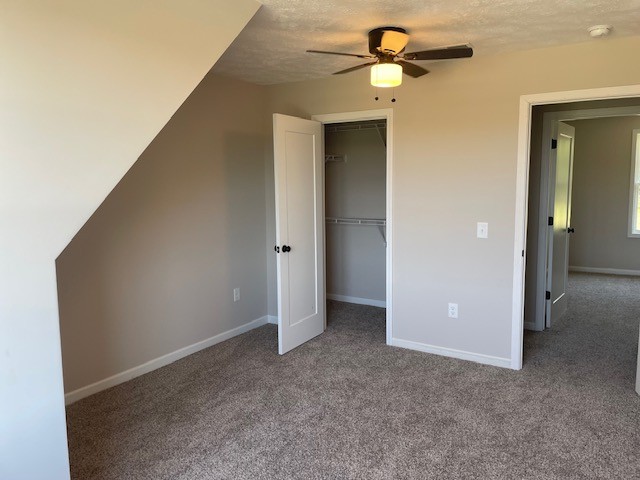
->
[546,121,575,328]
[273,113,325,354]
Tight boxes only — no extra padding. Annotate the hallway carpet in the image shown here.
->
[66,274,640,479]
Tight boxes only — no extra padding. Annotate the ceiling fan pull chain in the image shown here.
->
[391,88,396,103]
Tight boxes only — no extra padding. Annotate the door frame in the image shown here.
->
[312,109,394,345]
[511,84,640,370]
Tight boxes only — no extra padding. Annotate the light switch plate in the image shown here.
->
[477,222,489,239]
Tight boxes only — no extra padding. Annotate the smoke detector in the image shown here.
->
[588,25,612,38]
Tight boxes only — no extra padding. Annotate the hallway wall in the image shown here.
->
[567,116,640,272]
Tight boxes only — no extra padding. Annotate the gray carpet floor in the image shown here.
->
[66,273,640,479]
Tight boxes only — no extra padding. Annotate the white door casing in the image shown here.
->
[546,122,575,328]
[513,85,640,372]
[312,108,394,345]
[273,113,325,354]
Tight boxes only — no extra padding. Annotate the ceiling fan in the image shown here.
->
[307,27,473,88]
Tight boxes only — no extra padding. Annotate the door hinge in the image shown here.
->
[546,291,551,300]
[551,138,557,149]
[548,216,554,226]
[274,245,280,253]
[521,249,524,257]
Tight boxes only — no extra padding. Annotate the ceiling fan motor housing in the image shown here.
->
[368,27,409,55]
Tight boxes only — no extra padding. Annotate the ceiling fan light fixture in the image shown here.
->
[370,62,402,88]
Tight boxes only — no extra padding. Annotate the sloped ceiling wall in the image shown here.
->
[0,1,260,478]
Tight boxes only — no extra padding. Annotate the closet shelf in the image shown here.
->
[325,217,386,226]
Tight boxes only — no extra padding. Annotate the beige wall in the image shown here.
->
[57,74,268,393]
[325,127,386,303]
[0,2,259,478]
[567,116,640,271]
[266,35,640,361]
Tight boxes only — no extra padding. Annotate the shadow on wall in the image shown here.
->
[56,73,268,396]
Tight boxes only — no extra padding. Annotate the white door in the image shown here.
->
[546,121,575,328]
[273,113,325,354]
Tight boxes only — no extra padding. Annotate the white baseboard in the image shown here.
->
[390,337,512,369]
[267,315,278,325]
[569,266,640,277]
[65,315,270,405]
[327,293,386,308]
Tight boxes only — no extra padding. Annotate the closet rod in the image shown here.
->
[325,217,387,246]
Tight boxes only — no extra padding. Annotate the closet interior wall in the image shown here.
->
[324,121,387,307]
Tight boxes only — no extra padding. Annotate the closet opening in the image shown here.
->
[323,118,388,342]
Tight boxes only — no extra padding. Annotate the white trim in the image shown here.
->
[64,315,270,405]
[512,96,532,370]
[327,293,386,308]
[630,129,640,237]
[311,109,392,124]
[312,109,394,346]
[267,315,278,325]
[569,266,640,277]
[513,84,640,372]
[391,337,512,369]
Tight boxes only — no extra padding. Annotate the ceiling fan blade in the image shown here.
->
[307,49,374,59]
[396,60,429,78]
[403,45,473,61]
[333,61,378,75]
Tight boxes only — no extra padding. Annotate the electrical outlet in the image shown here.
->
[448,303,458,319]
[233,288,240,302]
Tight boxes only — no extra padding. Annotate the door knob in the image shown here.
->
[567,227,575,233]
[282,245,291,253]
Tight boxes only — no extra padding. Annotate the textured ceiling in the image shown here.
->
[212,0,640,85]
